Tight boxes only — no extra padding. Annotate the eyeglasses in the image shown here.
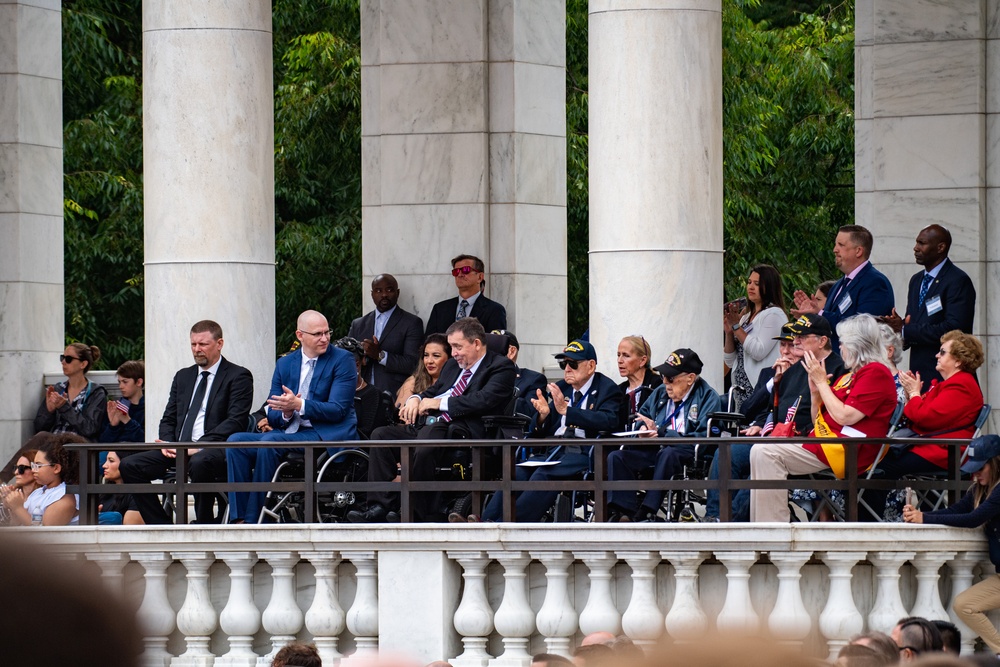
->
[30,462,55,471]
[60,354,81,363]
[301,330,332,339]
[666,373,692,383]
[451,266,478,277]
[14,464,30,475]
[558,359,580,370]
[937,348,950,356]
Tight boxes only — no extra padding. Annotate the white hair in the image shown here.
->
[877,322,903,365]
[837,314,890,371]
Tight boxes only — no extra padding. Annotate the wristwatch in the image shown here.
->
[731,324,740,331]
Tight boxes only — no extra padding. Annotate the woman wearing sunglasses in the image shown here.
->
[0,444,41,524]
[3,433,83,525]
[33,343,108,440]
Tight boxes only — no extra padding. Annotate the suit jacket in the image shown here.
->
[266,347,359,441]
[159,357,254,442]
[748,353,847,435]
[515,366,548,418]
[823,262,895,351]
[903,258,976,387]
[425,293,507,337]
[535,372,625,439]
[421,350,517,438]
[348,306,424,395]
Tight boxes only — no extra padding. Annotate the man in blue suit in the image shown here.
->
[227,310,358,523]
[793,225,894,351]
[880,225,976,391]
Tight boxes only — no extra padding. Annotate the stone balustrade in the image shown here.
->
[16,524,991,665]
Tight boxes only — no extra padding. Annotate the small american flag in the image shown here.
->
[784,395,802,425]
[113,397,130,416]
[761,412,775,436]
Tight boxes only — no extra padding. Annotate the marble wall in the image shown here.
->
[142,0,276,429]
[588,0,724,384]
[856,0,994,410]
[0,0,63,459]
[361,0,567,372]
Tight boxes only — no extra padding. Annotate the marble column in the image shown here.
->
[143,0,275,430]
[0,0,63,457]
[588,0,723,385]
[360,0,566,372]
[856,0,991,407]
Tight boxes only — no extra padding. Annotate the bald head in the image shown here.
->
[914,225,952,269]
[371,274,401,313]
[296,310,330,357]
[580,631,616,647]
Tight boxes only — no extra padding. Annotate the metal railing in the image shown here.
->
[66,435,972,524]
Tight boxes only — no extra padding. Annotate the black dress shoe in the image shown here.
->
[386,511,400,523]
[346,504,387,523]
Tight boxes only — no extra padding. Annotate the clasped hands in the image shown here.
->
[791,290,820,317]
[531,382,572,423]
[801,350,832,390]
[268,385,305,420]
[44,386,68,412]
[399,396,442,425]
[898,370,922,400]
[877,308,908,333]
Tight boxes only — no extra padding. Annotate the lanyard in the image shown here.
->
[661,398,686,431]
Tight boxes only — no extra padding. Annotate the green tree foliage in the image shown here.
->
[566,0,589,339]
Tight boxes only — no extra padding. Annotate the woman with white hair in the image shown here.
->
[750,314,898,522]
[878,322,907,403]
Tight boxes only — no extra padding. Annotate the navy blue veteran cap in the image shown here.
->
[961,434,1000,473]
[772,322,797,342]
[554,339,597,362]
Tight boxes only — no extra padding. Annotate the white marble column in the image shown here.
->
[360,0,566,372]
[856,0,991,406]
[143,0,275,430]
[0,0,63,456]
[588,0,723,385]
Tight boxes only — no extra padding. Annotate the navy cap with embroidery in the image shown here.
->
[772,322,797,342]
[554,339,597,362]
[961,434,1000,473]
[787,314,833,338]
[653,348,703,378]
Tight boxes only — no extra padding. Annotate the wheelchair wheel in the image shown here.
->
[317,449,370,523]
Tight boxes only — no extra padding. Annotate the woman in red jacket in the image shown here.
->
[872,330,984,520]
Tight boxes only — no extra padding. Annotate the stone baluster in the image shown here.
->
[766,551,812,644]
[86,551,130,597]
[258,551,305,664]
[490,551,535,667]
[216,552,260,667]
[448,551,495,667]
[948,552,985,655]
[171,551,218,667]
[818,551,866,661]
[661,552,708,641]
[867,551,915,634]
[715,551,759,633]
[532,551,578,656]
[576,552,622,636]
[133,552,176,667]
[618,552,664,645]
[301,551,347,665]
[344,551,379,653]
[910,551,955,621]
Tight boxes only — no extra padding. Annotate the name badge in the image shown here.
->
[838,293,853,313]
[742,322,754,334]
[926,294,943,316]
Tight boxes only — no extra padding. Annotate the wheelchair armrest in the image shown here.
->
[481,414,532,429]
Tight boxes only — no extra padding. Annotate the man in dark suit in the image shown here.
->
[496,330,547,418]
[120,320,254,524]
[347,317,517,522]
[348,273,424,396]
[792,225,894,351]
[226,310,358,523]
[880,224,976,391]
[424,254,507,336]
[478,339,625,523]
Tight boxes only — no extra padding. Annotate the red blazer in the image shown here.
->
[904,370,983,468]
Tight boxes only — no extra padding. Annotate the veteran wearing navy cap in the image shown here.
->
[473,339,625,523]
[606,348,722,522]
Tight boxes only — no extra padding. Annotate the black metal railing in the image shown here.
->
[66,436,972,525]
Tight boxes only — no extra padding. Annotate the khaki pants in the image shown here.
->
[954,573,1000,653]
[749,441,828,522]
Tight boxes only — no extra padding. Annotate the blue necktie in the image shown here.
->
[918,273,934,307]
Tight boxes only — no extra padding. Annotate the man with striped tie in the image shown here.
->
[348,317,517,522]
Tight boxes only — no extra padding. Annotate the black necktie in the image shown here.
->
[572,390,582,407]
[179,371,210,442]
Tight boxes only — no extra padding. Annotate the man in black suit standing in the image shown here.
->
[880,224,976,390]
[348,274,424,395]
[424,254,507,336]
[347,317,516,522]
[120,320,253,524]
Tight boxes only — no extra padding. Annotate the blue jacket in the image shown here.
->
[639,377,721,438]
[823,262,894,351]
[267,347,358,441]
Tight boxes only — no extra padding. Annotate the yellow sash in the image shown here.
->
[813,372,854,479]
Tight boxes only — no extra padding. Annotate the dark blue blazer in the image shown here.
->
[534,372,625,439]
[515,366,548,418]
[425,293,507,337]
[823,262,894,350]
[903,258,976,387]
[348,305,424,395]
[267,347,358,441]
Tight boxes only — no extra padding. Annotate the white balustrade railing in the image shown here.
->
[13,525,991,665]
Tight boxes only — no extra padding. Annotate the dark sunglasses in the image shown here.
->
[558,359,580,370]
[14,464,31,475]
[60,354,81,363]
[451,266,477,277]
